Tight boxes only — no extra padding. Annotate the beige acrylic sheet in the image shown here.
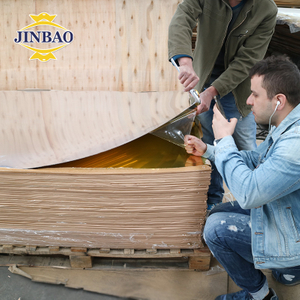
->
[0,90,193,168]
[0,165,210,249]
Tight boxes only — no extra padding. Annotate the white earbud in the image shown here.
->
[269,100,280,131]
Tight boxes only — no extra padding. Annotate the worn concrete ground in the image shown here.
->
[1,256,300,300]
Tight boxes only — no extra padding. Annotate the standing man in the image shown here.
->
[168,0,277,209]
[184,55,300,300]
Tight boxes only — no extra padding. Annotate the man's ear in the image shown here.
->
[275,94,287,110]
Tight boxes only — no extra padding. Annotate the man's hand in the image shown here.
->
[212,105,238,140]
[178,57,199,92]
[196,86,218,115]
[184,135,207,157]
[197,86,218,115]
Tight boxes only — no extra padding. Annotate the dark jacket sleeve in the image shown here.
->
[168,0,202,60]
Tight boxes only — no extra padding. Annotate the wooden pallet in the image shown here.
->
[0,245,211,271]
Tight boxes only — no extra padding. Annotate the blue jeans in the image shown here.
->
[271,266,300,286]
[204,202,300,299]
[195,92,257,205]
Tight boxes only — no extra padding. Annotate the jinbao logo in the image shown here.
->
[14,12,74,62]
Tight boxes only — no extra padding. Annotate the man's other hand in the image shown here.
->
[212,105,238,140]
[184,135,207,157]
[196,86,218,115]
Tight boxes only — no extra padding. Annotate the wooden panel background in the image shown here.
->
[1,0,181,92]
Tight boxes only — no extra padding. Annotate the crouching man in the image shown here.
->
[184,55,300,300]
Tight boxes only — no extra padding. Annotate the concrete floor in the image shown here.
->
[1,257,300,300]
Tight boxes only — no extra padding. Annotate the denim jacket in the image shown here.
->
[204,103,300,269]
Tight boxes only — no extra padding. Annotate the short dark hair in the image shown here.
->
[249,55,300,107]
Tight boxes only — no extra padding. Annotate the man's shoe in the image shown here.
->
[215,288,278,300]
[272,270,300,286]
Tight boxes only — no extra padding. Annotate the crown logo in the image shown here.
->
[14,12,74,62]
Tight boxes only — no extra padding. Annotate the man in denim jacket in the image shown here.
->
[184,55,300,300]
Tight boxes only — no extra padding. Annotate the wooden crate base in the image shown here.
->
[0,245,211,271]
